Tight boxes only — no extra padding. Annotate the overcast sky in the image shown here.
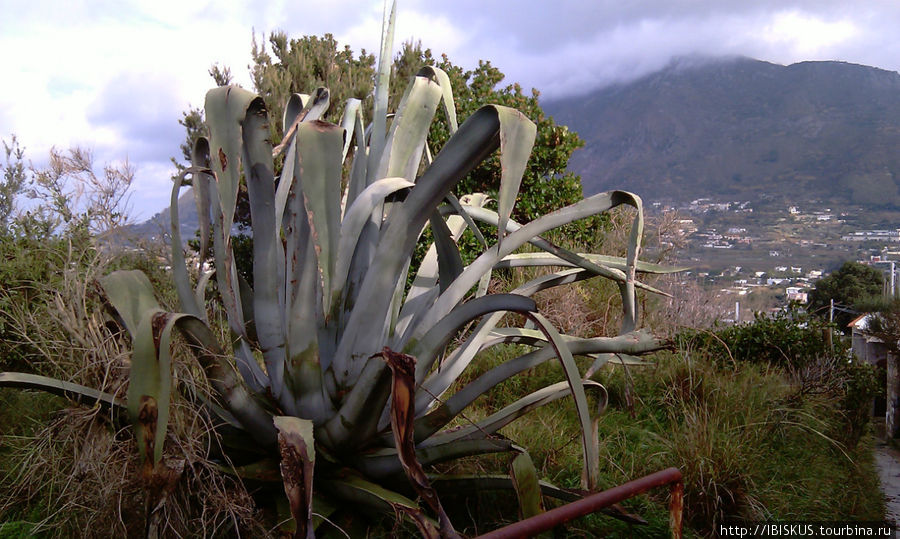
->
[4,0,900,220]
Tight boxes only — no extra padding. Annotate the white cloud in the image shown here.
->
[4,0,900,220]
[762,11,858,57]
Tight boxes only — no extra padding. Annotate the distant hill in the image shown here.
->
[132,58,900,237]
[127,188,200,242]
[542,57,900,208]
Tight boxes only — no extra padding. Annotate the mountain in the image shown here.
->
[127,188,201,242]
[542,56,900,208]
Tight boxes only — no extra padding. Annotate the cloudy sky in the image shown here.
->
[3,0,900,220]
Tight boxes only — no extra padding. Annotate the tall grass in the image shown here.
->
[0,240,267,536]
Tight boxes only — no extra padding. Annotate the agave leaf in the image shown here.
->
[204,85,257,231]
[343,105,369,210]
[417,65,458,133]
[495,107,537,246]
[395,199,478,342]
[621,193,644,334]
[296,121,344,315]
[174,316,278,446]
[274,93,310,227]
[321,354,391,449]
[273,88,329,158]
[392,287,439,354]
[274,416,316,539]
[509,449,545,519]
[353,438,515,480]
[103,291,183,468]
[99,270,161,338]
[321,470,428,520]
[300,87,330,123]
[443,192,488,249]
[584,353,652,380]
[388,254,412,340]
[275,134,297,231]
[0,372,125,418]
[451,203,668,295]
[382,348,459,538]
[493,252,687,275]
[191,138,213,269]
[98,271,166,466]
[429,211,463,294]
[340,98,362,161]
[366,0,396,186]
[283,93,310,131]
[425,308,601,493]
[129,314,165,469]
[420,380,604,450]
[283,174,330,420]
[205,154,265,390]
[392,194,493,347]
[409,293,536,382]
[321,469,446,537]
[415,191,643,341]
[414,269,597,414]
[243,96,288,401]
[418,330,666,441]
[194,268,215,310]
[335,105,533,387]
[332,177,414,311]
[103,273,274,446]
[378,75,442,181]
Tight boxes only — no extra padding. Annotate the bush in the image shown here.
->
[677,308,835,369]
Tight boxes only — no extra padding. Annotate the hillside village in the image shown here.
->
[653,197,900,320]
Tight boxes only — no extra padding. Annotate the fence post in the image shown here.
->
[888,351,900,438]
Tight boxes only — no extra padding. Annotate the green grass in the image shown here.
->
[430,337,885,537]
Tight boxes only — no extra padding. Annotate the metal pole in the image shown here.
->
[830,298,834,324]
[892,261,896,297]
[476,468,684,539]
[735,301,740,323]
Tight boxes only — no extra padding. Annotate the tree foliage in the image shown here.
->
[0,139,137,373]
[174,34,594,242]
[250,32,375,143]
[1,136,27,228]
[808,261,884,328]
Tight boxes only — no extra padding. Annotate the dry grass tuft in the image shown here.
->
[0,245,265,537]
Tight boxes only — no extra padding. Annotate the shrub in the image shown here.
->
[677,308,835,369]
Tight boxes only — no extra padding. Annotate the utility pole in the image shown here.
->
[735,301,740,324]
[830,298,834,324]
[892,261,896,297]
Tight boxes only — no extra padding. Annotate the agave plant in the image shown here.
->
[1,4,679,535]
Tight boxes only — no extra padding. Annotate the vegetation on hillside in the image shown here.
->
[545,56,900,208]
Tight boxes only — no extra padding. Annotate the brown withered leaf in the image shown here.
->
[381,347,460,539]
[274,416,316,539]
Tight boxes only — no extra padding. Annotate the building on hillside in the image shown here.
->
[785,287,807,303]
[842,229,900,242]
[848,314,888,366]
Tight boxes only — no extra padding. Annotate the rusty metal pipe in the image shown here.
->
[476,467,683,539]
[670,479,684,539]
